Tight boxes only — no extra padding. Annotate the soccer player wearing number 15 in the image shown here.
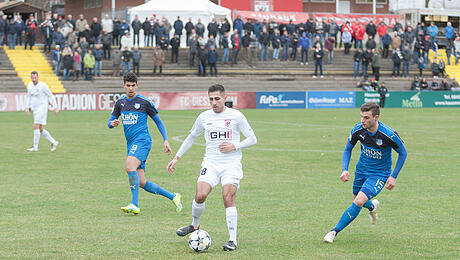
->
[168,84,257,251]
[323,102,407,243]
[108,72,182,215]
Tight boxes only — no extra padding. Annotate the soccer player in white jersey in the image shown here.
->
[25,71,59,152]
[167,84,257,251]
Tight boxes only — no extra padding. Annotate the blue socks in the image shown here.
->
[332,203,362,233]
[127,171,175,207]
[128,171,139,207]
[363,200,375,211]
[143,180,175,200]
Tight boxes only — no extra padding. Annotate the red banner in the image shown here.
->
[0,92,257,112]
[311,14,399,27]
[154,92,257,110]
[235,11,309,24]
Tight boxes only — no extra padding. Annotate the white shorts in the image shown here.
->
[33,106,48,125]
[197,160,243,189]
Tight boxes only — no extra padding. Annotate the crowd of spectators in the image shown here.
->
[410,76,460,91]
[0,11,459,83]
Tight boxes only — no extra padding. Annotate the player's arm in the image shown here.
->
[25,87,31,115]
[108,101,121,128]
[236,114,257,149]
[386,140,407,190]
[220,113,257,153]
[167,116,203,174]
[147,102,172,154]
[341,129,358,182]
[340,141,355,182]
[108,115,120,128]
[44,85,59,114]
[152,114,171,155]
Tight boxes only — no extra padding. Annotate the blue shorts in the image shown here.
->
[353,173,388,200]
[127,142,151,170]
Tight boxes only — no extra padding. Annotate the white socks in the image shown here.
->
[226,207,238,244]
[192,200,205,229]
[33,129,40,149]
[191,201,238,244]
[41,129,56,144]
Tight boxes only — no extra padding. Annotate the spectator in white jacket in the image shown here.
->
[120,30,133,51]
[101,14,113,34]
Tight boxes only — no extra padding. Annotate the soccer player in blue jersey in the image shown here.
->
[108,72,182,215]
[323,102,407,243]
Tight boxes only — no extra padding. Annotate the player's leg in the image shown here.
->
[40,124,59,151]
[324,175,386,243]
[360,176,386,224]
[221,165,242,251]
[28,107,46,151]
[354,193,377,214]
[177,163,218,236]
[193,182,212,227]
[138,165,182,212]
[120,155,142,214]
[324,173,365,243]
[176,181,212,236]
[222,184,238,251]
[31,124,41,151]
[324,191,367,243]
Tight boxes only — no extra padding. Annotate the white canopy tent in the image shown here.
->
[128,0,232,47]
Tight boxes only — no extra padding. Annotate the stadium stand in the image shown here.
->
[3,47,66,93]
[0,46,423,92]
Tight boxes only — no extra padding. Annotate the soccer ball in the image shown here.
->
[188,230,211,252]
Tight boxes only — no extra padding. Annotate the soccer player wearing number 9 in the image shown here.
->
[108,72,182,215]
[167,84,257,251]
[323,102,407,243]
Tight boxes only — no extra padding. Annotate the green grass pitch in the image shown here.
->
[0,108,459,259]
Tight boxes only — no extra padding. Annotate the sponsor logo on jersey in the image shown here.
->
[209,130,232,141]
[121,113,138,125]
[361,144,382,159]
[376,139,383,146]
[134,103,140,109]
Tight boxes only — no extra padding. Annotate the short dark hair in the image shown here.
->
[123,72,137,83]
[361,102,380,116]
[208,84,225,94]
[31,71,38,75]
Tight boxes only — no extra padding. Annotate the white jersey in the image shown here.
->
[25,81,57,111]
[189,108,255,164]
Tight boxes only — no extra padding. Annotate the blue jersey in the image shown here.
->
[348,122,404,177]
[110,94,158,144]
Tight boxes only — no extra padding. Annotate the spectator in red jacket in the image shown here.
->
[354,24,365,49]
[377,22,388,49]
